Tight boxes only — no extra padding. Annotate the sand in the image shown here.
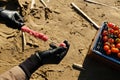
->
[0,0,120,80]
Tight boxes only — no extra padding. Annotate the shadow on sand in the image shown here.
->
[78,55,120,80]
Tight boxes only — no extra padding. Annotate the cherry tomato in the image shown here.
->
[108,29,114,34]
[42,36,48,41]
[113,30,119,35]
[111,47,119,53]
[107,22,114,28]
[118,28,120,34]
[115,38,120,43]
[102,22,120,57]
[117,53,120,58]
[104,42,110,46]
[108,38,114,44]
[103,45,110,51]
[110,44,115,48]
[59,43,66,47]
[118,34,120,38]
[103,36,108,42]
[102,30,108,36]
[113,25,119,30]
[106,49,111,55]
[37,32,44,38]
[116,43,120,49]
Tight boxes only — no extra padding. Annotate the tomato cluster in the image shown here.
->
[102,22,120,58]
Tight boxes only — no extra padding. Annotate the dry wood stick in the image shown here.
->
[85,0,119,10]
[72,63,85,71]
[22,32,26,52]
[0,63,17,66]
[71,2,100,30]
[46,0,50,2]
[40,0,48,7]
[31,0,36,9]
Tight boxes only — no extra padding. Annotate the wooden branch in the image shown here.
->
[40,0,47,7]
[72,63,85,71]
[22,32,26,52]
[71,2,100,30]
[85,0,119,10]
[31,0,36,9]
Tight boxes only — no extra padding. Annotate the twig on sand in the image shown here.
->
[71,2,100,30]
[0,63,17,66]
[31,0,36,9]
[0,60,17,66]
[72,63,85,71]
[84,0,119,10]
[46,0,50,2]
[40,0,48,7]
[22,32,26,52]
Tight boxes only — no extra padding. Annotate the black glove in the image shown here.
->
[19,40,70,79]
[0,8,24,30]
[36,40,70,64]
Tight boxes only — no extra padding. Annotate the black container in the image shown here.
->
[88,22,120,70]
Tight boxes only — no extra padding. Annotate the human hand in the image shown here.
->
[0,9,24,29]
[35,40,70,64]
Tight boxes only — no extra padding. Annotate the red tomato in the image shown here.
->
[103,45,110,51]
[107,22,114,28]
[108,29,114,34]
[108,38,114,44]
[113,30,119,35]
[42,36,48,41]
[111,47,119,53]
[59,43,66,47]
[104,42,110,46]
[106,49,111,55]
[103,36,108,42]
[110,44,115,48]
[102,30,108,36]
[116,43,120,48]
[118,34,120,38]
[117,53,120,58]
[118,29,120,34]
[113,26,119,30]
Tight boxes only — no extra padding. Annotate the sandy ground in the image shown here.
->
[1,0,120,80]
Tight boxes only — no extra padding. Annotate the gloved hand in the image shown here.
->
[0,8,24,29]
[19,40,70,79]
[36,40,70,64]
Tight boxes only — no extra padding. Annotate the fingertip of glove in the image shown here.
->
[63,40,70,47]
[63,40,68,43]
[49,42,57,49]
